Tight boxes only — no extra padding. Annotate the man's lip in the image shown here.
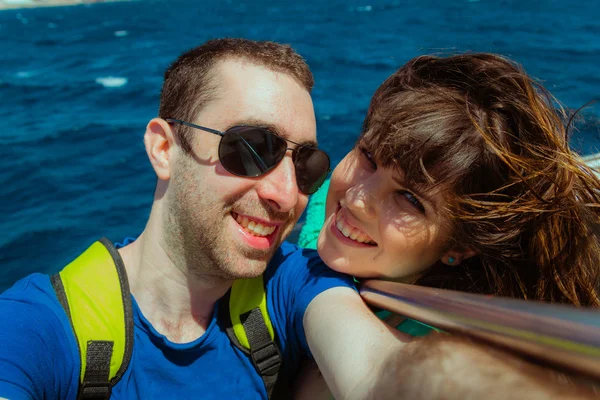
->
[231,212,280,249]
[231,211,283,227]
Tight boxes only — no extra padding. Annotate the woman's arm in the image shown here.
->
[303,287,596,400]
[293,358,332,400]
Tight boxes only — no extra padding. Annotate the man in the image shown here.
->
[1,38,348,399]
[0,39,593,400]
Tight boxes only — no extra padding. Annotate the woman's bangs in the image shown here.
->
[360,96,479,193]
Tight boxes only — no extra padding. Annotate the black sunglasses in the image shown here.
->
[166,118,330,195]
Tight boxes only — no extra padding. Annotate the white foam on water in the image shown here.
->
[356,5,372,11]
[15,13,28,24]
[95,76,128,88]
[114,30,129,37]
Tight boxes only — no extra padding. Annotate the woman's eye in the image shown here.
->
[398,190,425,213]
[359,147,376,169]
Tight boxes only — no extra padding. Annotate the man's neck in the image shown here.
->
[118,229,232,344]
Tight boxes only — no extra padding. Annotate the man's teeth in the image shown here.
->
[335,212,376,245]
[235,214,276,237]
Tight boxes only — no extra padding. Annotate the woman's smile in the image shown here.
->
[333,204,377,246]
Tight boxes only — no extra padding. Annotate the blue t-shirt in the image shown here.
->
[0,241,354,399]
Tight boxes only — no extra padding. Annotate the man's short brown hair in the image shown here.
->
[158,38,314,153]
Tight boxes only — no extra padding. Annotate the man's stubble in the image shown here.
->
[163,153,296,284]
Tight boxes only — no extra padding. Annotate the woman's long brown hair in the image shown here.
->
[361,53,600,306]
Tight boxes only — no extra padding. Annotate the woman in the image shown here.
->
[307,52,600,304]
[295,52,600,397]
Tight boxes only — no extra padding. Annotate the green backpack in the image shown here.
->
[51,238,283,399]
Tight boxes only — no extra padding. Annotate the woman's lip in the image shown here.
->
[338,206,360,231]
[333,204,377,246]
[338,205,375,239]
[330,216,377,248]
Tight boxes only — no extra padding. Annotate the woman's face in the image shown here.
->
[317,143,455,281]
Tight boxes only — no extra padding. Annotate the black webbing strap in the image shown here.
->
[50,274,72,321]
[77,340,114,400]
[241,308,282,398]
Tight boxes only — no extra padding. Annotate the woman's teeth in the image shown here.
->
[235,213,276,237]
[335,212,376,245]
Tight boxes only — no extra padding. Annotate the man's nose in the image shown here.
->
[255,152,300,213]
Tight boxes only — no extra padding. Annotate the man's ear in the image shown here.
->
[441,246,477,266]
[144,118,175,181]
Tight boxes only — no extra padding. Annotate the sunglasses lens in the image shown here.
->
[219,125,329,195]
[219,126,287,177]
[294,146,330,195]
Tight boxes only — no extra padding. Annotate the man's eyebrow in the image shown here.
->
[234,118,318,147]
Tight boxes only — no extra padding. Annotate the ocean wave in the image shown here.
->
[2,0,600,291]
[15,70,33,78]
[0,226,78,291]
[95,76,128,88]
[349,5,372,12]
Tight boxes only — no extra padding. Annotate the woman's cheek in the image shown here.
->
[317,232,356,275]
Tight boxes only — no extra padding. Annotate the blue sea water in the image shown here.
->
[0,0,599,291]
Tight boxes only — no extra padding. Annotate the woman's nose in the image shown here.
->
[344,180,379,220]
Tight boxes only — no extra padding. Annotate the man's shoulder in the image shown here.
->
[0,273,80,399]
[2,272,54,301]
[265,241,352,287]
[268,241,319,268]
[1,272,71,329]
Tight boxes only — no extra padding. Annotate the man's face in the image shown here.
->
[166,59,317,282]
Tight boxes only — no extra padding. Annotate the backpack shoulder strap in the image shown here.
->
[221,275,283,398]
[51,237,134,400]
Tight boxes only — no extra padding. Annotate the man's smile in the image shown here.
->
[232,211,278,237]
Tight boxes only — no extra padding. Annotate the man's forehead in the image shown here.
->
[200,59,318,145]
[210,58,296,95]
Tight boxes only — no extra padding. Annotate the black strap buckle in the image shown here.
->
[77,381,112,400]
[251,341,282,376]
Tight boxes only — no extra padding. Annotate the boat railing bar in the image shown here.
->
[360,279,600,380]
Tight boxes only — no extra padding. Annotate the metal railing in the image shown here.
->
[360,280,600,380]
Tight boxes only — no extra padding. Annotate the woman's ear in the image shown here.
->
[144,118,175,181]
[441,246,477,266]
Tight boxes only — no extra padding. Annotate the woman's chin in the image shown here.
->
[317,220,367,276]
[317,246,346,272]
[323,257,358,276]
